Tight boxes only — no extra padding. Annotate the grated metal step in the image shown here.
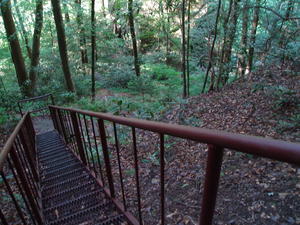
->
[37,131,127,225]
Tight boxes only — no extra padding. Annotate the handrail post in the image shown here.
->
[70,112,87,165]
[19,129,39,182]
[98,119,115,198]
[57,109,68,143]
[49,107,59,131]
[160,134,165,225]
[199,144,224,225]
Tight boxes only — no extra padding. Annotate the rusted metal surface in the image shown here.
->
[199,145,224,225]
[49,105,300,225]
[37,131,127,225]
[2,104,300,225]
[50,105,300,166]
[0,113,43,225]
[18,94,54,116]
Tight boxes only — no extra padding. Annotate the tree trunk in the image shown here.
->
[0,0,30,96]
[51,0,75,92]
[102,0,106,17]
[128,0,140,77]
[165,0,171,64]
[29,0,44,94]
[220,0,240,85]
[247,0,261,74]
[186,0,191,97]
[181,0,187,98]
[62,0,70,23]
[202,0,221,93]
[278,0,294,64]
[91,0,96,101]
[216,0,233,89]
[237,0,249,77]
[13,0,32,59]
[75,0,89,65]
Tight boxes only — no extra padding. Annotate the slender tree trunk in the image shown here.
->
[202,0,221,93]
[51,0,75,92]
[128,0,140,77]
[237,0,249,77]
[186,0,191,97]
[216,0,233,89]
[75,0,89,65]
[62,0,70,23]
[91,0,96,101]
[278,0,294,64]
[29,0,43,94]
[166,0,171,64]
[102,0,106,17]
[247,0,261,74]
[181,0,187,98]
[13,0,32,59]
[0,0,30,96]
[221,0,240,84]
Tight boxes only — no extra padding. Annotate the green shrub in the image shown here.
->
[143,63,180,81]
[128,77,155,99]
[59,92,76,104]
[76,97,108,112]
[271,86,298,109]
[102,65,135,88]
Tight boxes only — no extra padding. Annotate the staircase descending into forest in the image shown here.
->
[1,95,300,225]
[38,131,126,225]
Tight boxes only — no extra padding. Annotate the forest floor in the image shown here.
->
[105,67,300,225]
[1,67,300,225]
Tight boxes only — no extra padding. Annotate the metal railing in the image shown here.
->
[18,94,54,116]
[49,105,300,225]
[0,113,43,225]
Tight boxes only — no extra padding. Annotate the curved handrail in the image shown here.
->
[0,113,29,171]
[49,105,300,166]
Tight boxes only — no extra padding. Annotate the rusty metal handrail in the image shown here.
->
[0,113,29,170]
[18,93,54,116]
[49,105,300,225]
[49,105,300,165]
[0,113,43,225]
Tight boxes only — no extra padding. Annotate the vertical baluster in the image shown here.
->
[0,171,27,225]
[113,122,127,210]
[65,111,75,152]
[62,111,71,142]
[70,112,87,165]
[57,109,68,142]
[83,115,96,172]
[26,114,36,151]
[49,107,58,131]
[10,146,43,224]
[98,119,115,197]
[199,144,224,225]
[78,113,91,168]
[14,140,39,207]
[19,129,38,182]
[90,116,105,185]
[132,127,143,224]
[0,209,9,225]
[7,157,37,225]
[160,134,165,225]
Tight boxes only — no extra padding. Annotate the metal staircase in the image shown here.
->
[0,96,299,225]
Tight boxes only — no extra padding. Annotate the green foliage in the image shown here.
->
[271,85,298,109]
[143,63,180,80]
[101,65,135,88]
[128,76,155,97]
[0,88,20,125]
[76,97,108,112]
[277,114,300,132]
